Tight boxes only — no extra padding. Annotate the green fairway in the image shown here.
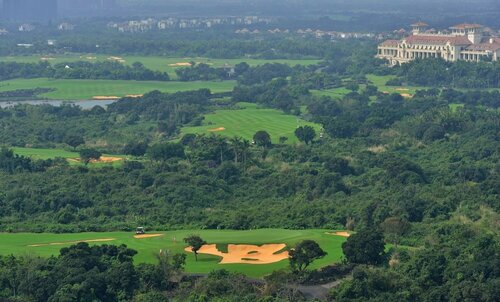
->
[0,78,235,100]
[0,55,321,79]
[0,229,347,278]
[12,147,128,167]
[181,103,322,144]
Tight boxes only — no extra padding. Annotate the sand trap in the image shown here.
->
[125,94,144,98]
[134,234,164,239]
[327,231,351,237]
[108,56,123,61]
[91,156,123,163]
[93,96,121,100]
[184,243,289,264]
[168,62,192,67]
[40,57,55,61]
[208,127,226,132]
[400,93,413,98]
[395,88,409,91]
[68,157,123,164]
[29,238,115,247]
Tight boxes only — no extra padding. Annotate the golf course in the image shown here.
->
[0,78,236,100]
[0,55,321,79]
[0,229,348,278]
[182,102,322,144]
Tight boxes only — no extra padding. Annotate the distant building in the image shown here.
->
[377,23,500,65]
[58,22,75,31]
[3,0,57,22]
[18,23,35,32]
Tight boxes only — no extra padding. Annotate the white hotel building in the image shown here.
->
[377,23,500,66]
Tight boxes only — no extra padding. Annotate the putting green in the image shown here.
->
[0,229,347,278]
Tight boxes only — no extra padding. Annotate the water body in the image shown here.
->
[0,99,117,109]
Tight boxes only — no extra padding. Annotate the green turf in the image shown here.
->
[0,229,347,278]
[12,147,128,167]
[181,102,323,144]
[0,55,321,79]
[0,78,235,100]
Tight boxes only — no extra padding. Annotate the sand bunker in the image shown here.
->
[184,243,289,264]
[40,57,55,61]
[168,62,192,67]
[134,234,164,239]
[93,96,121,100]
[327,231,351,237]
[395,88,409,91]
[208,127,226,132]
[125,94,144,98]
[400,93,413,98]
[68,157,123,164]
[29,238,115,247]
[91,156,123,163]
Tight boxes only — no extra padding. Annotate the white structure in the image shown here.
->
[378,23,500,65]
[58,22,75,31]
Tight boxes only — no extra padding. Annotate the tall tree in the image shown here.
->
[289,240,327,272]
[183,235,206,262]
[253,131,271,147]
[295,126,316,145]
[79,149,102,165]
[342,228,386,265]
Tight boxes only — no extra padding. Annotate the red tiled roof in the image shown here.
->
[404,34,472,46]
[450,23,482,29]
[466,43,500,51]
[380,39,399,47]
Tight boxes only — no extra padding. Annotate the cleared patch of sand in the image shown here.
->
[93,96,121,100]
[68,157,123,164]
[168,62,192,67]
[184,243,289,264]
[29,238,115,247]
[134,234,164,239]
[208,127,226,132]
[368,145,387,153]
[326,231,351,237]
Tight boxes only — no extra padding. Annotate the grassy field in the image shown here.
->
[0,55,321,79]
[0,229,347,278]
[182,103,323,144]
[312,74,428,99]
[0,78,236,100]
[13,147,128,167]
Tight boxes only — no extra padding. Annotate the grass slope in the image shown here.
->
[0,229,346,278]
[182,103,322,144]
[0,55,321,79]
[0,78,235,100]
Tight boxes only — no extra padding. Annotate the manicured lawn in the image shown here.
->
[0,229,347,278]
[12,147,128,167]
[181,102,323,144]
[0,78,236,100]
[0,55,321,79]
